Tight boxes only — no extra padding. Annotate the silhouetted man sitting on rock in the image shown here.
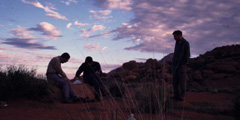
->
[172,30,190,101]
[74,56,107,102]
[46,52,80,103]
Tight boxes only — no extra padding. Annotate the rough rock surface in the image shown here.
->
[107,44,240,92]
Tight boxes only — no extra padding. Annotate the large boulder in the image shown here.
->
[122,60,139,70]
[50,84,95,103]
[50,86,64,102]
[192,70,203,81]
[159,53,173,64]
[212,65,236,73]
[145,58,162,69]
[162,73,172,82]
[202,70,214,78]
[210,74,227,80]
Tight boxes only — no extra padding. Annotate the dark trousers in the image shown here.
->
[47,74,77,100]
[84,73,105,100]
[172,65,187,99]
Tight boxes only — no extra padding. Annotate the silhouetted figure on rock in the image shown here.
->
[46,52,80,103]
[74,56,107,102]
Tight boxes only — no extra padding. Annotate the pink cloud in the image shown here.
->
[80,29,90,38]
[80,25,106,38]
[30,22,62,40]
[84,44,100,51]
[89,10,112,20]
[102,46,108,51]
[66,23,72,29]
[74,21,89,27]
[92,0,240,55]
[94,0,132,11]
[2,22,61,50]
[91,25,106,31]
[62,0,78,6]
[22,0,68,20]
[10,27,34,39]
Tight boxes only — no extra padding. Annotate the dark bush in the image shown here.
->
[0,65,51,100]
[0,68,8,101]
[109,81,126,98]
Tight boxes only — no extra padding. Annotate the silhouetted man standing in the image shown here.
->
[46,52,79,103]
[172,30,190,101]
[74,56,106,102]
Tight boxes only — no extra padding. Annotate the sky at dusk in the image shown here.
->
[0,0,240,78]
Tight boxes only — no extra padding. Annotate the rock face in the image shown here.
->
[107,44,240,91]
[188,45,240,88]
[159,53,174,64]
[122,60,139,70]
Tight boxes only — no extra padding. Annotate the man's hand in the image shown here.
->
[65,77,71,82]
[74,76,78,80]
[96,71,100,75]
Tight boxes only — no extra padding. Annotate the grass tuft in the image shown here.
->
[135,82,170,114]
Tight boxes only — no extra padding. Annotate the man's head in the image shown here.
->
[60,52,70,63]
[173,30,183,41]
[85,56,93,64]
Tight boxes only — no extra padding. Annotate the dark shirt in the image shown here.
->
[75,61,102,77]
[172,38,190,67]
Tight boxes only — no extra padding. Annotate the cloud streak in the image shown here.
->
[93,0,132,11]
[62,0,78,6]
[2,22,61,50]
[84,43,108,51]
[84,43,100,51]
[89,9,112,20]
[22,0,68,20]
[29,22,62,40]
[74,21,89,27]
[80,24,106,38]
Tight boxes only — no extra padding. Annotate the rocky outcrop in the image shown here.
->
[107,58,163,83]
[107,44,240,92]
[187,45,240,89]
[159,53,174,64]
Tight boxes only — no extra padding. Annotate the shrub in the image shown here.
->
[108,80,126,98]
[0,68,8,101]
[135,82,170,114]
[0,65,51,100]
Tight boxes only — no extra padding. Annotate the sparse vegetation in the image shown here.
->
[0,65,51,100]
[135,82,170,114]
[187,102,233,115]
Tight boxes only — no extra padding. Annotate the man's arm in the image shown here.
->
[53,58,68,80]
[75,63,84,79]
[96,62,102,75]
[183,41,190,64]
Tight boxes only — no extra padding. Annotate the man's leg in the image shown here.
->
[172,68,179,99]
[84,74,100,101]
[68,82,78,99]
[47,74,71,102]
[179,65,187,100]
[95,75,108,96]
[92,77,101,101]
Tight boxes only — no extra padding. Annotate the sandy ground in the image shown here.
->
[0,84,236,120]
